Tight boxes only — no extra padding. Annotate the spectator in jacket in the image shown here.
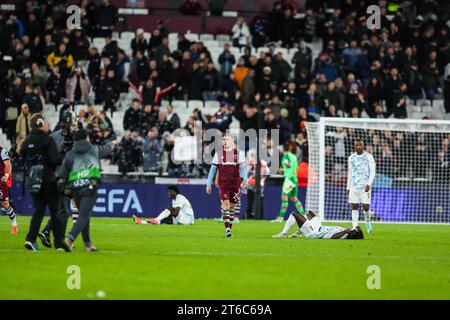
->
[444,75,450,113]
[231,17,250,48]
[233,58,249,89]
[166,104,180,130]
[202,62,220,101]
[405,62,422,102]
[142,127,163,173]
[218,43,236,80]
[95,0,117,37]
[292,41,312,75]
[46,65,65,111]
[70,28,90,61]
[23,84,43,114]
[123,99,142,132]
[131,28,148,58]
[46,43,74,77]
[272,52,292,84]
[16,104,31,140]
[421,60,440,101]
[65,66,90,105]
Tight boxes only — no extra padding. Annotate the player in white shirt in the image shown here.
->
[273,210,364,239]
[347,138,376,234]
[132,185,195,225]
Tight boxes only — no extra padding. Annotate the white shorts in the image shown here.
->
[348,188,371,205]
[173,213,195,225]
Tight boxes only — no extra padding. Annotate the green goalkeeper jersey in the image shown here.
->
[281,152,298,183]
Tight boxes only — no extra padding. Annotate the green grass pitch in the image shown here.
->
[0,216,449,299]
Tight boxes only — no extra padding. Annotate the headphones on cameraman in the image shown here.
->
[36,117,45,128]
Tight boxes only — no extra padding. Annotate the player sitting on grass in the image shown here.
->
[273,210,364,239]
[133,185,194,225]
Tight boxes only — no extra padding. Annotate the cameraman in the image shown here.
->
[59,129,118,251]
[20,114,70,251]
[38,110,79,248]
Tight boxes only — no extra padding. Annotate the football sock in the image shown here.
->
[352,210,359,228]
[278,199,288,218]
[2,206,17,226]
[155,209,171,223]
[223,210,231,230]
[234,199,240,219]
[229,213,234,228]
[72,208,79,224]
[282,214,296,234]
[294,200,305,216]
[364,210,371,223]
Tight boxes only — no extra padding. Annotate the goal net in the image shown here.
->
[306,118,450,224]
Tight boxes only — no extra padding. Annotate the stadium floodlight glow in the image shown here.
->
[306,117,450,224]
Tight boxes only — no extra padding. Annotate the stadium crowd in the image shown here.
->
[0,0,449,179]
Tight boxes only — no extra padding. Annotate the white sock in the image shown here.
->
[155,209,171,223]
[3,206,17,226]
[282,214,296,234]
[364,210,371,223]
[352,210,359,228]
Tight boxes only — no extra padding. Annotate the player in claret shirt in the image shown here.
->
[206,134,248,237]
[0,145,18,234]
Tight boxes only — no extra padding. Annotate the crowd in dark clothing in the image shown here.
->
[0,0,449,177]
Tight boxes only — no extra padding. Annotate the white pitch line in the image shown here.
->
[0,249,448,261]
[0,249,129,254]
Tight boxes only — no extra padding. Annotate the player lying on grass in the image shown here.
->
[272,210,364,239]
[133,185,194,225]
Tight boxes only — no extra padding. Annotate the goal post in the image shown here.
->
[306,117,450,224]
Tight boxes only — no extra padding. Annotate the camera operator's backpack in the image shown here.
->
[26,164,44,193]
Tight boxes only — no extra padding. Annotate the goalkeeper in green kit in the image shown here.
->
[271,141,306,223]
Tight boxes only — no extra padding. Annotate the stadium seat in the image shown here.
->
[160,100,170,108]
[121,31,135,40]
[432,99,444,108]
[184,32,199,42]
[410,112,425,119]
[188,100,204,110]
[203,40,220,49]
[200,34,214,41]
[92,37,106,48]
[422,106,435,114]
[407,105,422,114]
[216,34,231,42]
[171,100,188,109]
[274,48,289,56]
[417,99,431,106]
[204,100,220,114]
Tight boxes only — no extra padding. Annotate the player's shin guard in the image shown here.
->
[294,200,305,216]
[278,199,288,218]
[352,210,359,228]
[2,206,17,226]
